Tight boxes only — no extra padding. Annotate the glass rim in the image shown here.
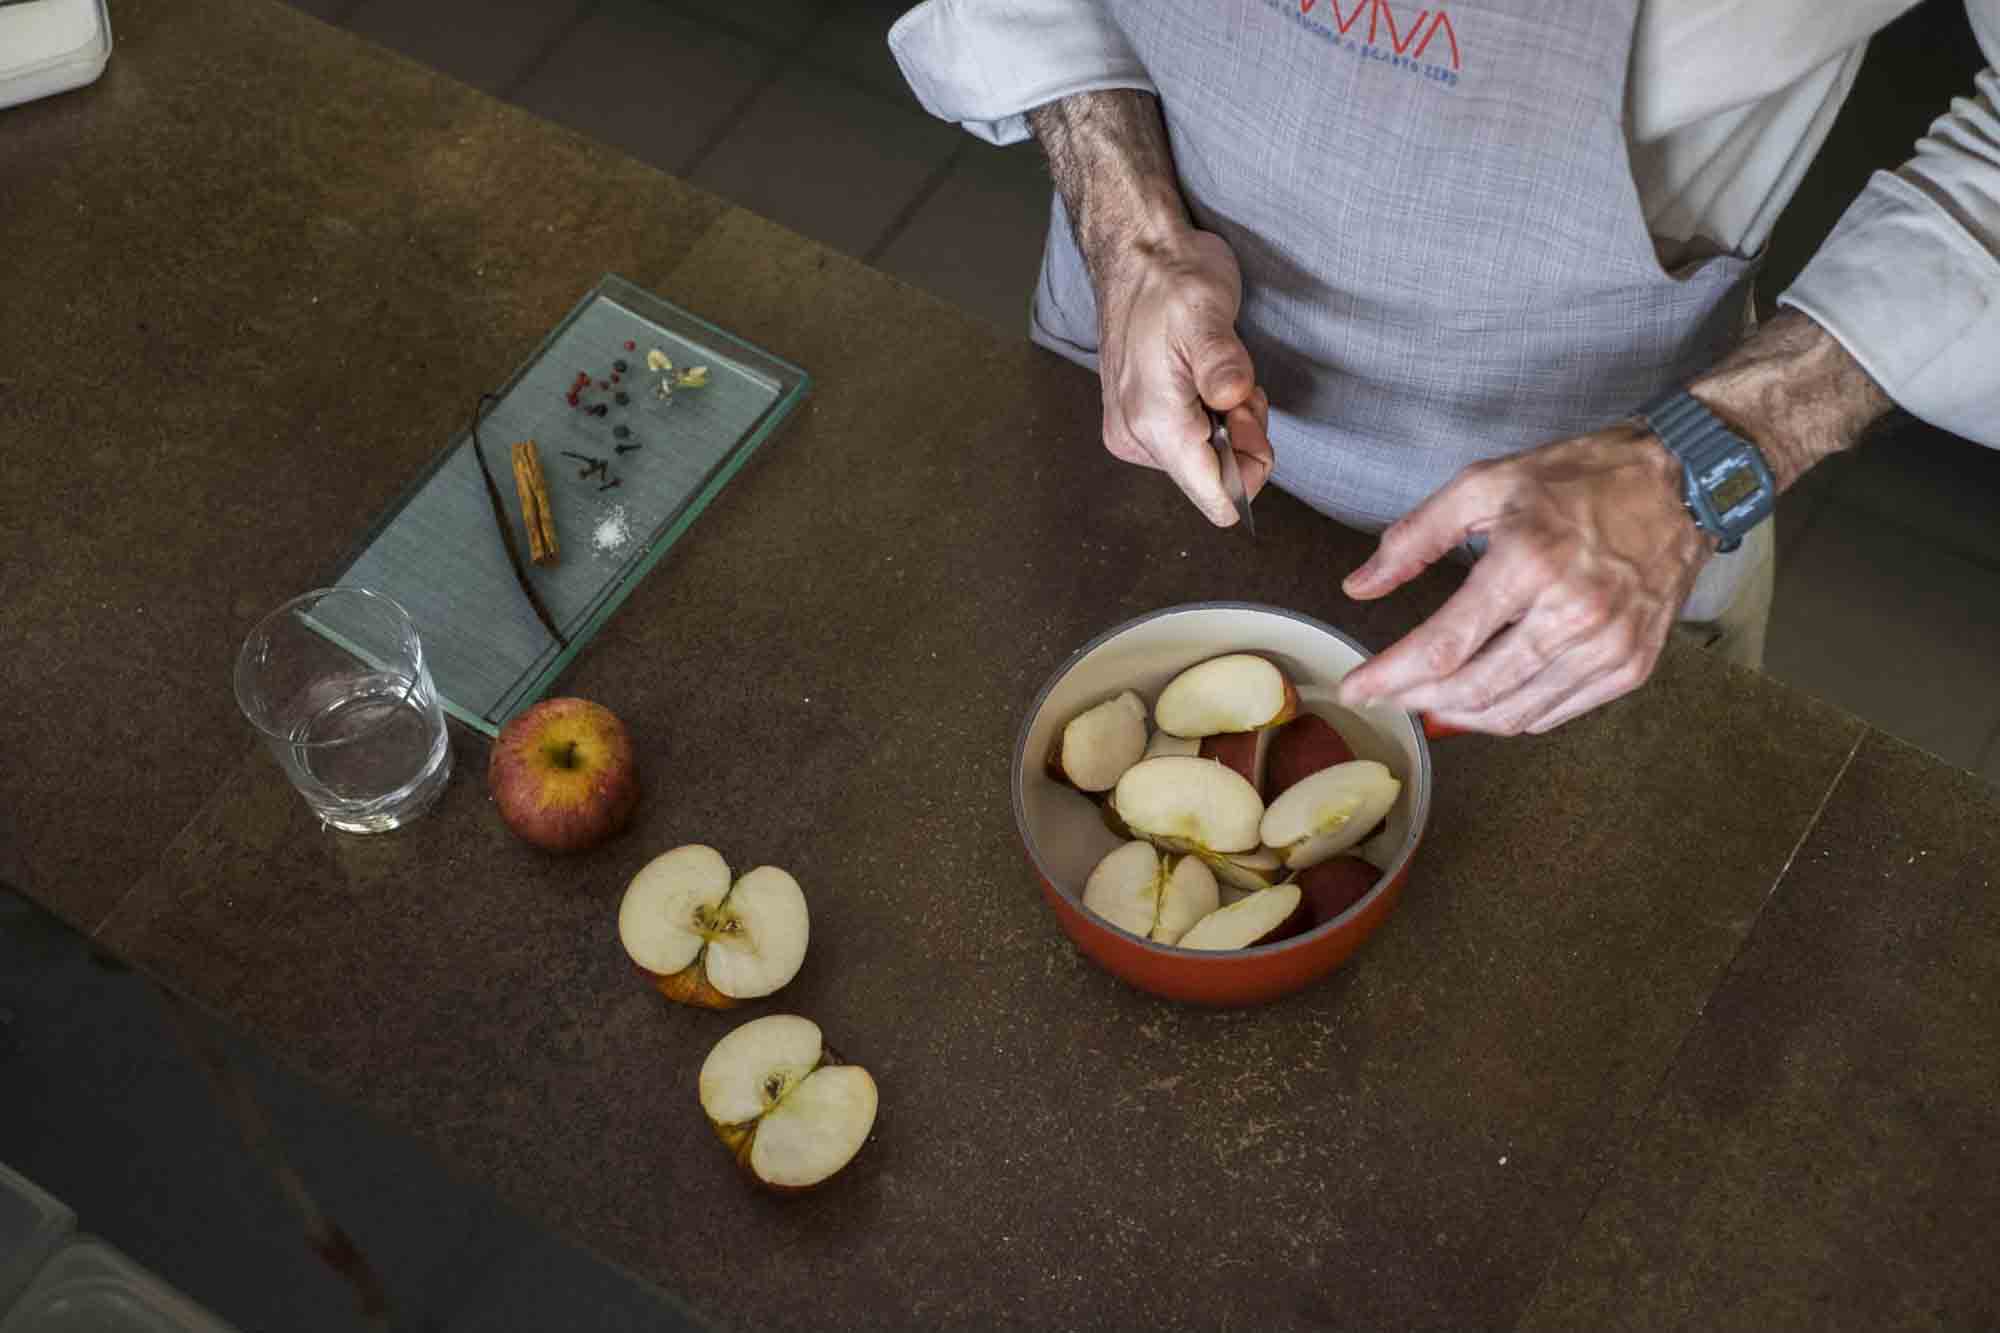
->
[234,586,428,748]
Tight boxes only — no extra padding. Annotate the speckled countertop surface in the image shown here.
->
[5,2,1998,1328]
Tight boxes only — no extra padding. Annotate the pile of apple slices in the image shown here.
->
[1052,654,1401,951]
[618,846,877,1192]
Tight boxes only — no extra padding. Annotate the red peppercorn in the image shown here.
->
[625,340,636,351]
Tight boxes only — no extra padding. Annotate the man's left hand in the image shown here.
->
[1335,423,1710,735]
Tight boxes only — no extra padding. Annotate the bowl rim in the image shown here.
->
[1010,600,1435,959]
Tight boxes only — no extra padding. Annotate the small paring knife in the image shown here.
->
[1208,407,1256,536]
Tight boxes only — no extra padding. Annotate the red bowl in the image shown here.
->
[1011,603,1434,1006]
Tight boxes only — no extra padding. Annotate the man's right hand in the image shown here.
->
[1030,91,1272,527]
[1097,227,1273,526]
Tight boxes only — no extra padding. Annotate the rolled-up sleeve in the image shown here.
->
[1778,3,2000,446]
[888,0,1155,146]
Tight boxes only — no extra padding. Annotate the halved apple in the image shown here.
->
[1143,730,1201,760]
[1110,756,1264,855]
[1260,760,1402,870]
[1082,840,1221,946]
[1046,690,1149,792]
[1266,713,1357,798]
[1177,883,1306,951]
[618,845,809,1008]
[1199,728,1274,796]
[698,1014,877,1192]
[1155,654,1299,739]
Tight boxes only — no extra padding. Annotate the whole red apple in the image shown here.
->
[489,697,639,852]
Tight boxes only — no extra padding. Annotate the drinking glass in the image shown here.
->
[234,588,452,832]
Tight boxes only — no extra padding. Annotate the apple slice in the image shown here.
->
[1081,841,1220,945]
[618,846,809,1008]
[1110,756,1264,855]
[1266,712,1357,799]
[1296,855,1380,924]
[1143,731,1201,760]
[699,1014,877,1192]
[1046,690,1149,793]
[1199,729,1274,796]
[1178,883,1306,951]
[1260,760,1402,870]
[1155,654,1299,739]
[1197,846,1285,894]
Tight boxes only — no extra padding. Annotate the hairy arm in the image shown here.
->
[1028,92,1273,524]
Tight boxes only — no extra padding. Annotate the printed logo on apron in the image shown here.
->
[1278,0,1463,87]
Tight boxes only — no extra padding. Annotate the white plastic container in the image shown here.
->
[0,1239,238,1333]
[0,1164,74,1314]
[0,0,112,111]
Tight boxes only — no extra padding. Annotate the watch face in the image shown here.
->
[1710,465,1760,514]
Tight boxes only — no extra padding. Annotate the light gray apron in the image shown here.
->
[1031,0,1761,617]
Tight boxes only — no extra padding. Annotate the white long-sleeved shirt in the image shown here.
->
[890,0,2000,446]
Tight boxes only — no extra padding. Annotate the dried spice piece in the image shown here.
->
[675,366,710,389]
[613,425,630,440]
[613,359,629,374]
[614,392,629,406]
[511,440,560,565]
[599,478,622,492]
[646,348,672,373]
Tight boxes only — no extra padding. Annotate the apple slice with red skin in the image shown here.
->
[618,845,809,1008]
[1178,883,1307,951]
[489,697,640,852]
[1082,840,1221,946]
[1155,654,1299,739]
[1260,760,1402,870]
[699,1014,877,1192]
[1266,713,1357,800]
[1046,690,1149,793]
[1199,729,1274,797]
[1110,756,1265,855]
[1295,855,1381,924]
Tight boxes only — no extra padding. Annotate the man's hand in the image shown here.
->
[1030,91,1271,526]
[1336,425,1709,735]
[1096,228,1272,525]
[1337,310,1895,735]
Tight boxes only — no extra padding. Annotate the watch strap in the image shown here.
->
[1637,389,1777,554]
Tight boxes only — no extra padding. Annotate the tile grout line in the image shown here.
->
[861,139,968,265]
[678,6,845,180]
[495,0,606,103]
[1508,725,1867,1330]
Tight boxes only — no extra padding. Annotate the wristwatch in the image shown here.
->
[1635,388,1777,554]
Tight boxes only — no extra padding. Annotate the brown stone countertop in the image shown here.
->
[5,1,1998,1328]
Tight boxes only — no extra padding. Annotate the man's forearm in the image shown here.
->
[1687,309,1896,491]
[1027,92,1190,288]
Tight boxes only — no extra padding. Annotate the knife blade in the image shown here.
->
[1208,407,1256,536]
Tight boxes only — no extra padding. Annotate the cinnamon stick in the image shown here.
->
[510,440,559,565]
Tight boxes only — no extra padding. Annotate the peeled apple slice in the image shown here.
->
[1047,690,1149,793]
[1155,655,1299,739]
[1082,841,1220,945]
[1144,731,1201,760]
[618,846,810,1008]
[1110,756,1264,855]
[698,1014,878,1192]
[1260,760,1401,870]
[1178,883,1306,951]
